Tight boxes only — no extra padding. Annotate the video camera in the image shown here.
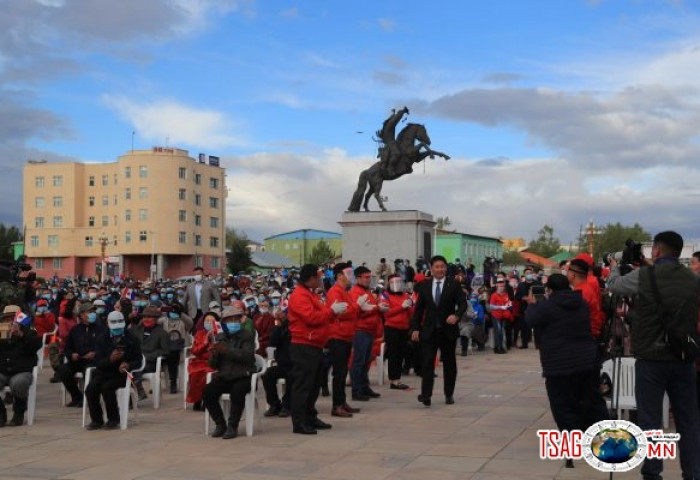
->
[0,256,35,285]
[602,239,644,275]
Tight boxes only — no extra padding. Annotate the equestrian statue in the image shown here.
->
[348,106,450,212]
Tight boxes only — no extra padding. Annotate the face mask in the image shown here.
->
[193,275,203,282]
[389,279,404,293]
[258,296,265,303]
[160,293,166,299]
[271,298,280,306]
[166,293,174,300]
[343,268,355,287]
[204,322,213,332]
[144,290,151,295]
[110,327,124,337]
[96,307,106,314]
[150,295,159,301]
[101,295,110,302]
[259,308,269,314]
[177,290,184,296]
[168,312,179,320]
[42,294,51,300]
[87,312,97,323]
[469,298,478,306]
[246,301,255,308]
[80,293,88,300]
[526,274,534,281]
[137,300,147,307]
[88,293,97,300]
[225,322,241,333]
[37,306,47,314]
[143,318,157,328]
[51,288,58,294]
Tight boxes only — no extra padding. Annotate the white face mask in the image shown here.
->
[193,274,203,282]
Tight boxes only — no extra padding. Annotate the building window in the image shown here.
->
[194,234,202,246]
[195,215,201,226]
[113,194,117,206]
[102,195,108,206]
[125,210,131,221]
[88,176,95,187]
[179,210,186,222]
[102,175,108,186]
[139,187,147,199]
[195,255,203,268]
[124,167,131,178]
[52,257,62,269]
[125,231,131,244]
[88,216,95,227]
[85,236,93,247]
[178,188,186,200]
[211,257,220,269]
[195,173,201,185]
[210,237,219,248]
[35,197,45,208]
[209,197,218,208]
[125,188,131,200]
[35,217,44,228]
[194,194,201,206]
[101,216,108,227]
[210,177,219,189]
[139,231,147,242]
[178,231,186,244]
[139,209,147,221]
[209,217,218,228]
[34,258,43,269]
[53,216,63,228]
[35,176,45,188]
[52,175,63,187]
[113,235,118,247]
[30,236,39,247]
[114,174,118,185]
[52,196,63,207]
[139,165,148,178]
[48,235,58,247]
[89,196,95,207]
[178,167,187,180]
[113,215,118,226]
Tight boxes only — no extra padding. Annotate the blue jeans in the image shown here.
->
[492,318,504,350]
[350,331,374,396]
[636,359,700,480]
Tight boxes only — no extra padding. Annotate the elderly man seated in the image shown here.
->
[0,309,41,426]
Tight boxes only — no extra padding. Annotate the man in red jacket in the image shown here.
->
[288,264,348,435]
[349,266,384,401]
[325,263,361,418]
[566,259,604,340]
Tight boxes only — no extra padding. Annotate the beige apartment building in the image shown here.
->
[23,147,226,281]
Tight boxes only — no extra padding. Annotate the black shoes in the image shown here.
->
[363,389,381,398]
[192,401,204,411]
[169,383,178,394]
[8,414,24,426]
[222,425,238,439]
[103,420,120,430]
[445,396,455,405]
[351,394,370,401]
[211,423,226,438]
[293,424,317,435]
[310,418,332,430]
[418,394,431,407]
[278,407,290,417]
[565,459,574,468]
[86,422,103,430]
[321,385,330,397]
[264,405,281,417]
[66,399,83,408]
[390,383,409,390]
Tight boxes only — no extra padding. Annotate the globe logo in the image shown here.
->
[591,429,638,463]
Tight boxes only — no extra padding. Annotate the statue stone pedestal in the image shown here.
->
[339,210,436,270]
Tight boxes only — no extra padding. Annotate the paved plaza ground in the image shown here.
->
[0,348,685,480]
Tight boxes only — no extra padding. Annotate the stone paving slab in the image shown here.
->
[0,348,686,480]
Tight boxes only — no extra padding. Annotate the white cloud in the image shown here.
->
[102,95,246,149]
[378,18,396,32]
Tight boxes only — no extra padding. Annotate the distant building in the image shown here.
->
[246,240,265,253]
[501,237,526,250]
[264,229,342,265]
[435,230,503,268]
[23,147,226,281]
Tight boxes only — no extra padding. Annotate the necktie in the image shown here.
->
[435,281,442,305]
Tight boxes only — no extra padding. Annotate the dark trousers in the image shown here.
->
[635,359,700,480]
[166,350,180,386]
[327,339,352,407]
[420,328,457,399]
[384,327,408,381]
[520,318,532,347]
[58,360,90,402]
[504,320,515,349]
[262,365,290,409]
[289,343,323,428]
[350,331,374,396]
[85,372,127,424]
[544,369,608,433]
[203,376,251,427]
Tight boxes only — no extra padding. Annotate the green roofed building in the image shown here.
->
[264,229,342,266]
[435,230,503,270]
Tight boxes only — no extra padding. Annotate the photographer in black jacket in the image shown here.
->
[608,231,700,480]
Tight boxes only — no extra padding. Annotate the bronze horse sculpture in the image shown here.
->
[348,110,450,212]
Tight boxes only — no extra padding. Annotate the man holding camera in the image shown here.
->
[608,231,700,480]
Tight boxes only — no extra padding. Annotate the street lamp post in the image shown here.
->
[98,232,109,283]
[149,230,156,282]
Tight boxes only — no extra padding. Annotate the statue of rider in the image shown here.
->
[377,106,409,177]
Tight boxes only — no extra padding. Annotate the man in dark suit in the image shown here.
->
[410,255,467,406]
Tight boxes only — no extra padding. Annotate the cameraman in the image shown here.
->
[607,231,700,480]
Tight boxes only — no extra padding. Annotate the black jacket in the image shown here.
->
[410,277,467,341]
[269,322,291,370]
[0,325,42,375]
[129,323,170,362]
[209,329,256,382]
[525,289,597,377]
[94,330,143,377]
[64,322,107,363]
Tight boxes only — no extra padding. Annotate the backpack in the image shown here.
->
[648,266,700,361]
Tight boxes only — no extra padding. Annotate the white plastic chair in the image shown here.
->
[601,357,669,428]
[376,342,385,386]
[37,327,57,371]
[141,356,165,409]
[1,366,37,425]
[204,354,267,437]
[183,354,191,410]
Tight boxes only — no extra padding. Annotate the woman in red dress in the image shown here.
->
[186,312,220,410]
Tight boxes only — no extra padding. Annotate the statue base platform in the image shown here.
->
[339,210,436,272]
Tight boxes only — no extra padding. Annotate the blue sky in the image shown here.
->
[3,0,700,244]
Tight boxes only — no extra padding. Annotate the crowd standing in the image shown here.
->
[0,233,699,477]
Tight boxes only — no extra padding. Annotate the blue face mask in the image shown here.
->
[271,298,280,306]
[225,322,241,333]
[37,306,47,314]
[177,290,184,296]
[110,327,124,337]
[42,294,51,300]
[168,312,179,320]
[96,307,106,314]
[150,295,159,301]
[87,312,97,324]
[166,293,174,299]
[203,322,213,332]
[137,300,147,307]
[102,295,110,302]
[81,293,88,300]
[144,290,151,295]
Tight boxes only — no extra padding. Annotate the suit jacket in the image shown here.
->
[410,277,467,341]
[182,281,221,319]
